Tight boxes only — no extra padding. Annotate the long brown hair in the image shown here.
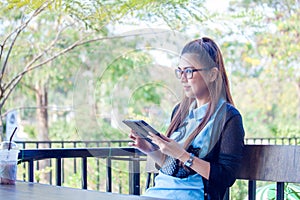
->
[166,37,234,150]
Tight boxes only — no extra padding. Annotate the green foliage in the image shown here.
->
[23,124,37,139]
[3,0,207,31]
[128,83,162,113]
[95,119,125,140]
[48,120,78,140]
[232,74,299,137]
[256,183,300,200]
[63,172,82,188]
[230,180,248,200]
[34,166,53,182]
[1,0,299,144]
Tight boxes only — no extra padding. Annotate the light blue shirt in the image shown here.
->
[144,100,225,200]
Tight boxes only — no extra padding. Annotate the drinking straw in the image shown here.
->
[8,127,17,151]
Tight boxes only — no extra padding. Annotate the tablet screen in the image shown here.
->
[123,119,162,148]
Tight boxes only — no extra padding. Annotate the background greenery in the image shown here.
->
[1,0,299,142]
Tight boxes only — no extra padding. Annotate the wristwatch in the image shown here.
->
[184,153,195,167]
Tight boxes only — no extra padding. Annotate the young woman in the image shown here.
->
[129,37,245,200]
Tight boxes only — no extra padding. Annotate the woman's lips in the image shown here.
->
[183,85,191,90]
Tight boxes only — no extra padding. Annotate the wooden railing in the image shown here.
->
[15,137,299,192]
[16,140,131,149]
[17,145,300,199]
[225,145,300,200]
[18,147,146,195]
[239,145,300,182]
[15,137,300,150]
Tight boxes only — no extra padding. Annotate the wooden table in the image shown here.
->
[0,182,168,200]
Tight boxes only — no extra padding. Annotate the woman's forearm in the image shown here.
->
[147,150,165,167]
[179,151,211,180]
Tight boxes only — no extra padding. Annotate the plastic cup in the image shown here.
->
[0,141,19,184]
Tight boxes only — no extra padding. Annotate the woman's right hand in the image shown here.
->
[128,130,156,154]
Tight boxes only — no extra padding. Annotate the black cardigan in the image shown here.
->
[202,104,245,200]
[171,103,245,200]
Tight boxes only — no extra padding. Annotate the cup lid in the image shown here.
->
[0,141,18,150]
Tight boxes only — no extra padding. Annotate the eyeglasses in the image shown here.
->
[175,67,210,79]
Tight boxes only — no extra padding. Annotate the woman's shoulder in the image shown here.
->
[224,103,242,119]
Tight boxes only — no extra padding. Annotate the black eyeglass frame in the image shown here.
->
[175,67,211,79]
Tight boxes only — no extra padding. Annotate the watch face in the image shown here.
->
[184,153,194,167]
[185,161,192,167]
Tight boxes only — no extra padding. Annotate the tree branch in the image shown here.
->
[2,17,67,96]
[0,0,54,86]
[6,29,169,90]
[0,44,3,63]
[0,27,169,111]
[20,82,39,94]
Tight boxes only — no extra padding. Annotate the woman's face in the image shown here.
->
[178,53,211,106]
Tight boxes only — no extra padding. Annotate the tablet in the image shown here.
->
[122,119,162,148]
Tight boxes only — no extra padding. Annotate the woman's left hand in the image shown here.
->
[148,132,187,159]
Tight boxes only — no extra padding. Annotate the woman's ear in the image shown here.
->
[209,67,219,82]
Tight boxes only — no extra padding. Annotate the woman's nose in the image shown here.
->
[180,73,188,82]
